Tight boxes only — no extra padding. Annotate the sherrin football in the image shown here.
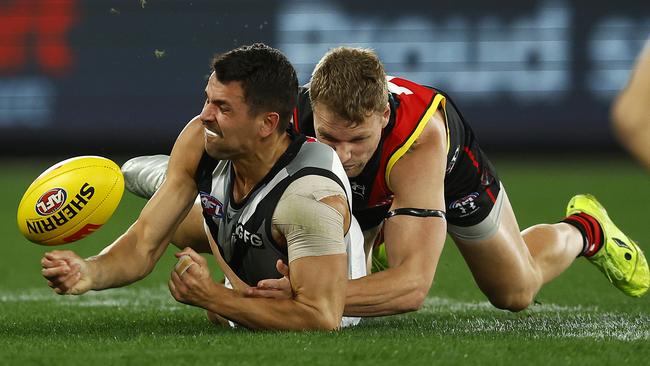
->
[17,156,124,245]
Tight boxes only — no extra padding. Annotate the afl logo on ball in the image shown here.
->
[35,188,68,216]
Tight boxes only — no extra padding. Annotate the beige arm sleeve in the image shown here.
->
[273,175,348,263]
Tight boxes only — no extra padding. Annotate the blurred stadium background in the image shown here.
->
[1,1,649,365]
[1,0,649,155]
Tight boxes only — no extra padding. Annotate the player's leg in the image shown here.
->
[450,187,583,311]
[611,38,650,170]
[452,187,649,311]
[121,155,168,199]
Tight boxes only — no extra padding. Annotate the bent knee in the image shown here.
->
[486,290,535,312]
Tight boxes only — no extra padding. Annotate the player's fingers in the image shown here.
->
[42,255,67,268]
[176,246,195,257]
[244,287,289,299]
[256,278,285,290]
[46,250,74,260]
[51,267,79,288]
[41,256,54,268]
[174,255,197,277]
[170,269,186,287]
[168,278,177,298]
[53,272,81,294]
[183,262,198,276]
[275,260,290,277]
[44,251,59,260]
[41,257,66,270]
[48,279,70,295]
[168,272,185,301]
[41,266,70,280]
[182,247,206,266]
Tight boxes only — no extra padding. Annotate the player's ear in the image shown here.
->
[381,102,390,128]
[259,112,280,137]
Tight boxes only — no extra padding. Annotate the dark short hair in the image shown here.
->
[212,43,298,132]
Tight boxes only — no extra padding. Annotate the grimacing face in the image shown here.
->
[200,73,257,160]
[313,103,389,177]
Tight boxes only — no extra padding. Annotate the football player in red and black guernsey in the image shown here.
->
[254,47,649,315]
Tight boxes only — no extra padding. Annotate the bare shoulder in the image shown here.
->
[409,108,448,151]
[389,108,447,206]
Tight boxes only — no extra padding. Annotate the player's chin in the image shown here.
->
[204,133,219,147]
[204,143,232,161]
[344,164,364,178]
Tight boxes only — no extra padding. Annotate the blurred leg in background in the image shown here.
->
[611,37,650,171]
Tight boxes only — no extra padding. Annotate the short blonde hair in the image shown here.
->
[309,47,388,124]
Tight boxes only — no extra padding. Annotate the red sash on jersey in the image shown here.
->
[366,76,447,208]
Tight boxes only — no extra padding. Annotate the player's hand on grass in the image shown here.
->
[243,259,293,299]
[169,247,217,308]
[41,250,93,295]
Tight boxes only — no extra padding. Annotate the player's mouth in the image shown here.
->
[205,127,222,138]
[343,163,360,174]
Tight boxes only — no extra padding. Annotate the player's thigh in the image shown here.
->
[452,190,540,291]
[172,202,210,253]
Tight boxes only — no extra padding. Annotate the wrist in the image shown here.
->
[85,256,100,290]
[200,281,228,313]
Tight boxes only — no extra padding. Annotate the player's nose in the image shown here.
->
[200,105,216,125]
[334,143,353,164]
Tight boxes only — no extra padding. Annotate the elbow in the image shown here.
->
[396,270,433,313]
[397,287,428,313]
[313,309,343,331]
[317,317,340,332]
[304,306,343,331]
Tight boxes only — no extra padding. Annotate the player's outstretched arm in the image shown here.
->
[41,117,204,294]
[612,38,650,170]
[344,110,448,316]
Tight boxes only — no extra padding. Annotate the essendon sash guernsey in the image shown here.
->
[294,76,501,230]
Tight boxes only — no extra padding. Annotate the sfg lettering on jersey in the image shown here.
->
[26,183,95,234]
[233,223,263,247]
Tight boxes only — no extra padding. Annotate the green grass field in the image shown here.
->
[1,156,649,365]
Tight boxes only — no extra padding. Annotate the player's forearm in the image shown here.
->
[343,262,434,317]
[87,229,165,290]
[204,285,342,331]
[344,222,445,317]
